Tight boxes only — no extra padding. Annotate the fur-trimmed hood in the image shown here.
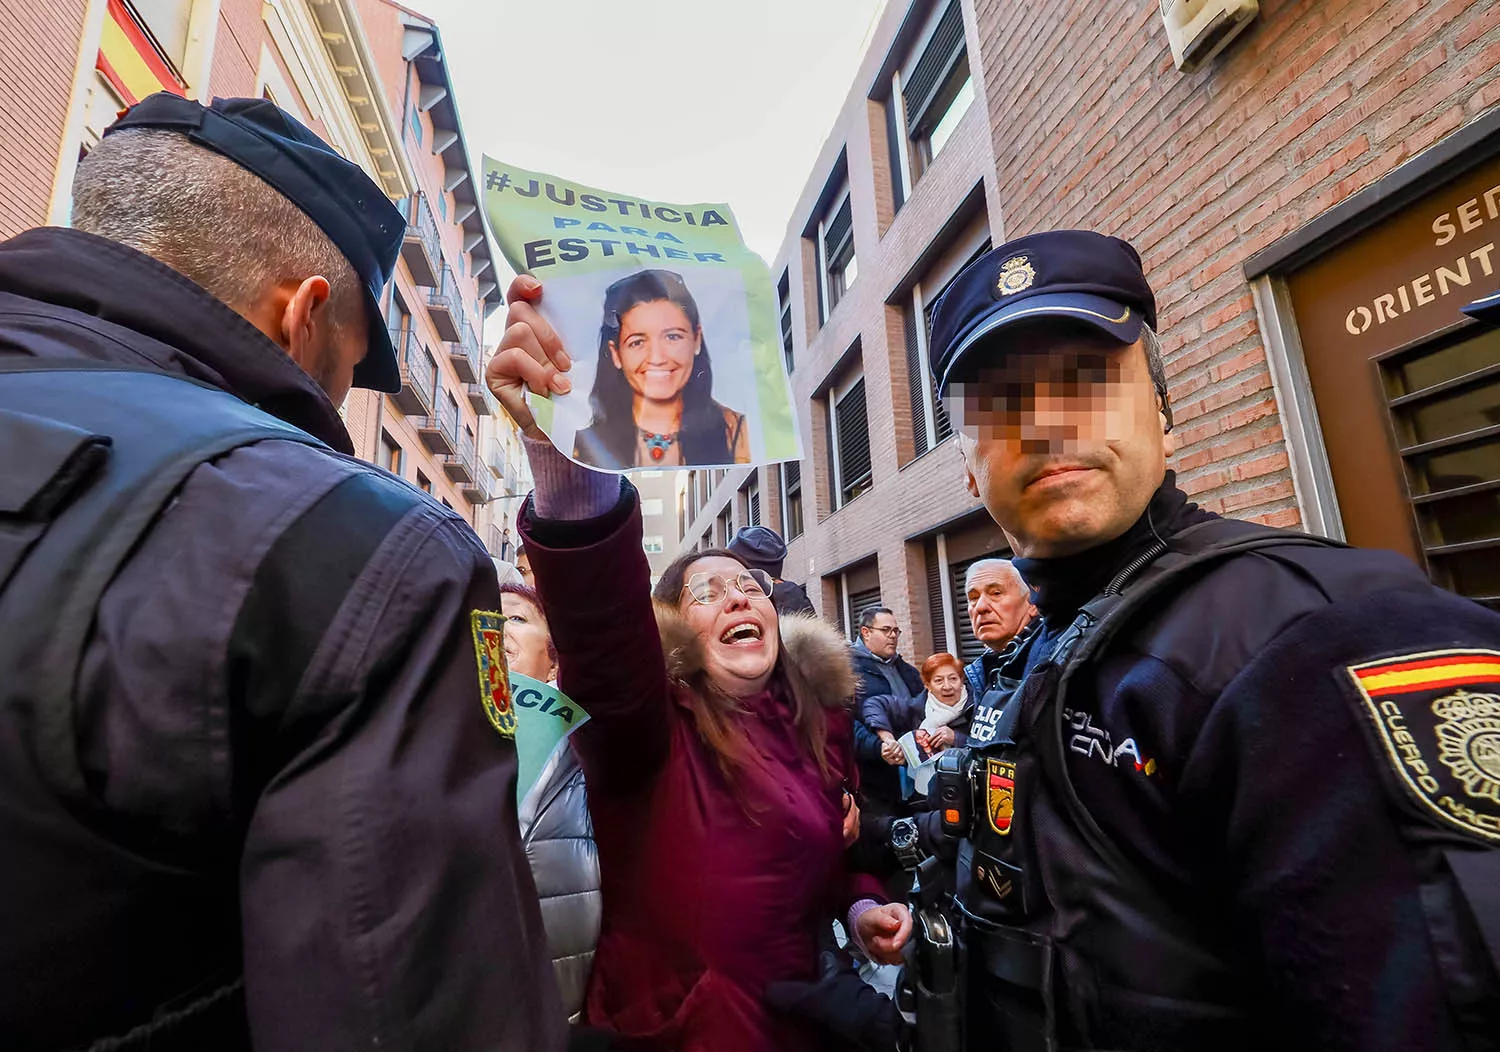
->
[652,601,855,710]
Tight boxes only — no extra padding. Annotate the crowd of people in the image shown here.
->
[4,90,1499,1052]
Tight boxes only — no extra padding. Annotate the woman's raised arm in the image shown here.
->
[490,277,672,793]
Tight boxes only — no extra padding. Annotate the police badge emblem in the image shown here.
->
[987,758,1016,835]
[1346,649,1500,843]
[471,610,516,739]
[996,256,1036,296]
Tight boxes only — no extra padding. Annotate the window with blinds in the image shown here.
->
[925,538,947,655]
[822,192,856,319]
[1381,325,1500,610]
[902,0,972,179]
[717,508,733,548]
[778,270,795,373]
[783,461,804,540]
[745,477,761,528]
[832,377,873,508]
[849,587,885,640]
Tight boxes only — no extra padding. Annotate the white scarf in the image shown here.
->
[920,686,969,734]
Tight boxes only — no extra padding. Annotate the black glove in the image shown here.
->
[765,944,906,1051]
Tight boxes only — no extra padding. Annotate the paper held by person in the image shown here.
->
[482,157,802,473]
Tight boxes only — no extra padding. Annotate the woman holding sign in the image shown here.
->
[488,276,908,1052]
[573,269,751,469]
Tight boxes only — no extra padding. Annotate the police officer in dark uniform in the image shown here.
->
[920,230,1500,1050]
[0,95,564,1050]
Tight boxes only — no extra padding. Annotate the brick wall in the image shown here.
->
[0,0,90,237]
[972,0,1500,523]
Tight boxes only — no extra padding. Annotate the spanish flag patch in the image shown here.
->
[472,610,515,739]
[1346,649,1500,843]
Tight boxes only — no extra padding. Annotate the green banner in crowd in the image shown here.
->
[482,158,801,473]
[510,672,589,807]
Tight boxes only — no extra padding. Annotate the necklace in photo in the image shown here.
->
[640,429,677,461]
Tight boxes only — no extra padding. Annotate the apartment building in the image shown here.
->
[681,0,1500,669]
[1,0,526,550]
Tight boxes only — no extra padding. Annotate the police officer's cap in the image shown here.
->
[106,93,406,393]
[928,229,1157,395]
[1461,287,1500,326]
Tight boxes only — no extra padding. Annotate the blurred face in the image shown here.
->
[927,666,964,705]
[860,613,901,660]
[678,556,779,698]
[515,550,534,588]
[949,327,1171,559]
[610,300,701,404]
[501,592,554,682]
[966,565,1035,649]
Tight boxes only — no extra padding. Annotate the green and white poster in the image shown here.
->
[482,158,801,473]
[509,672,589,807]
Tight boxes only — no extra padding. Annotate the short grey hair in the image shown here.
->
[1140,323,1172,429]
[71,128,362,329]
[964,558,1025,593]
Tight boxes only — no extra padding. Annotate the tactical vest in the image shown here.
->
[958,520,1342,1051]
[0,361,324,1051]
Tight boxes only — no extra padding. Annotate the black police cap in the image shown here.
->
[728,525,788,575]
[928,229,1157,395]
[106,93,406,393]
[1461,287,1500,326]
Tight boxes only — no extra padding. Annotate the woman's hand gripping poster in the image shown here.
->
[482,157,802,473]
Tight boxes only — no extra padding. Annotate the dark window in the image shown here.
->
[845,585,885,642]
[717,508,733,548]
[746,476,761,527]
[1381,325,1500,611]
[380,431,403,476]
[907,239,988,460]
[417,471,432,493]
[778,270,794,373]
[925,538,947,655]
[904,0,972,180]
[821,191,855,322]
[832,377,872,507]
[905,302,931,461]
[782,461,804,540]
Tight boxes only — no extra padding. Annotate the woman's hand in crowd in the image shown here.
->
[856,903,913,965]
[485,275,573,439]
[841,791,860,848]
[928,726,956,752]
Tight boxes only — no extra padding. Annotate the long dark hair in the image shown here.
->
[652,548,834,792]
[580,270,733,468]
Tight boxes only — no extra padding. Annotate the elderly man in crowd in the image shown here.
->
[961,558,1036,699]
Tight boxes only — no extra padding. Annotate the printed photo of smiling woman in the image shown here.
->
[572,269,751,469]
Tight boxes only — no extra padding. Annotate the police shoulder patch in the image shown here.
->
[986,758,1016,836]
[1346,649,1500,843]
[471,610,515,739]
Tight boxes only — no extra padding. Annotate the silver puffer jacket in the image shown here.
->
[519,740,601,1022]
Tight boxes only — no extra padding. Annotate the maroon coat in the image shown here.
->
[521,490,884,1051]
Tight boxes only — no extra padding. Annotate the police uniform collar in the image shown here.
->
[0,227,355,454]
[1013,473,1208,625]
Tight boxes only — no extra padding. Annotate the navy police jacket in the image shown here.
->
[0,229,565,1052]
[963,476,1500,1050]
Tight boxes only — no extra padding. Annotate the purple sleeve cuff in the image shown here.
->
[846,898,881,952]
[523,433,623,521]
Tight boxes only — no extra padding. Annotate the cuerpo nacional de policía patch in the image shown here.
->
[471,610,515,739]
[1346,649,1500,844]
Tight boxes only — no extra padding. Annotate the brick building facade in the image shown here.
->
[681,0,1500,667]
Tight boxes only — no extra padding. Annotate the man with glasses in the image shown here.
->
[924,229,1500,1050]
[851,608,926,822]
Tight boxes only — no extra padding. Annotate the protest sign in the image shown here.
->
[510,672,589,807]
[482,158,801,473]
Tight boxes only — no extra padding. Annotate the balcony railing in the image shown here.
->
[416,395,459,455]
[486,439,519,495]
[390,327,435,417]
[449,324,481,384]
[486,522,509,558]
[459,458,491,504]
[442,430,477,483]
[425,265,466,342]
[400,193,441,287]
[465,381,491,415]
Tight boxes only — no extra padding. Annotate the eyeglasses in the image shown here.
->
[682,568,775,606]
[866,626,902,638]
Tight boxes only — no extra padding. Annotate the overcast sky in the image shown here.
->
[407,0,887,275]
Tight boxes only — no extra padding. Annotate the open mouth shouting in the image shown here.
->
[719,619,765,645]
